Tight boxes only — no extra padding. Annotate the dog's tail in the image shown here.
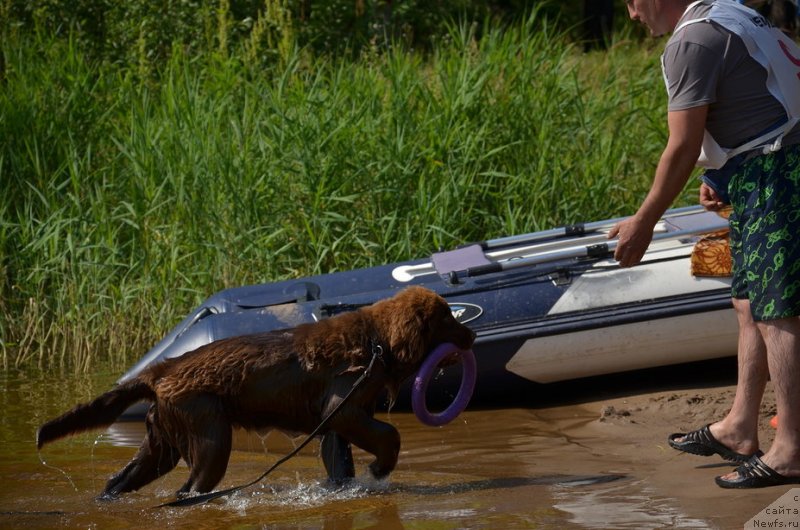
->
[37,379,154,450]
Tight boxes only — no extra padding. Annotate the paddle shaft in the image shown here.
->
[464,221,729,278]
[391,206,716,282]
[471,205,704,251]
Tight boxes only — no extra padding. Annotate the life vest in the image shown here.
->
[664,0,800,169]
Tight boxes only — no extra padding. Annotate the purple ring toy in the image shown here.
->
[411,343,477,426]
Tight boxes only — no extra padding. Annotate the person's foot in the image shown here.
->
[668,422,758,462]
[716,450,800,488]
[707,421,759,457]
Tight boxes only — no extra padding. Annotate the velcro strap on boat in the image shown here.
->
[564,224,586,237]
[466,263,503,277]
[586,243,611,259]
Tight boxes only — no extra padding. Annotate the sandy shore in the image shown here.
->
[564,378,792,529]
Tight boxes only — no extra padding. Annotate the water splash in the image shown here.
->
[36,449,79,492]
[90,432,108,493]
[218,475,390,512]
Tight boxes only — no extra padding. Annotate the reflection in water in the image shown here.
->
[552,479,711,529]
[1,369,713,529]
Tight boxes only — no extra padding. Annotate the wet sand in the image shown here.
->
[553,377,784,528]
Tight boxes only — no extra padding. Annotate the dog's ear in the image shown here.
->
[378,300,429,408]
[384,288,436,366]
[405,309,431,363]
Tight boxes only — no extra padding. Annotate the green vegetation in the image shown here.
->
[0,4,694,372]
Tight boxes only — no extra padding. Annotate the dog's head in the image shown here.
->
[369,286,476,374]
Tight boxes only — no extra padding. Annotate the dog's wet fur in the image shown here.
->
[36,286,475,499]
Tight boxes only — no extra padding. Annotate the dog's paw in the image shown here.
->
[96,491,120,502]
[323,476,355,490]
[368,462,393,481]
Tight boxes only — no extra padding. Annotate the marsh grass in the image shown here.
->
[0,15,694,371]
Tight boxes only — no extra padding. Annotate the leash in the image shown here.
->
[157,343,384,508]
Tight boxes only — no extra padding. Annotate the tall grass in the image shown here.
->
[0,14,690,372]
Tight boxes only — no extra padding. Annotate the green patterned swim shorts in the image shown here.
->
[729,143,800,321]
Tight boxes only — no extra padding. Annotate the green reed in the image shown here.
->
[0,15,692,372]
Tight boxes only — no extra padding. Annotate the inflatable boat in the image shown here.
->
[118,206,738,413]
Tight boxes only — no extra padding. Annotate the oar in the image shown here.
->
[468,205,704,251]
[391,232,617,282]
[391,206,712,282]
[461,220,729,278]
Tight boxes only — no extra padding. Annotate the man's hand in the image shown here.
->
[699,182,725,211]
[608,215,657,268]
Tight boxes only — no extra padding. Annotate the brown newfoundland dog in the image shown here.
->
[37,286,476,499]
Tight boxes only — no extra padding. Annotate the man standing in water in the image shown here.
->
[610,0,800,487]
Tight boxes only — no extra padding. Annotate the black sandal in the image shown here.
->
[667,424,753,463]
[716,452,800,489]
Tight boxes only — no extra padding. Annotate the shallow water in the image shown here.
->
[0,367,727,529]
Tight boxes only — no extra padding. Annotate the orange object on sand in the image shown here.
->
[770,415,778,429]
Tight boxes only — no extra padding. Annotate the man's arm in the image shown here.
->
[609,104,708,267]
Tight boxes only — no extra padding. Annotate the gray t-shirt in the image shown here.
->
[663,1,800,149]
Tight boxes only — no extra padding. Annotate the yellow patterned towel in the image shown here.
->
[691,229,732,277]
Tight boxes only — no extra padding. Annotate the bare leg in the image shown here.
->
[754,317,800,475]
[718,316,800,481]
[672,298,765,455]
[708,297,766,456]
